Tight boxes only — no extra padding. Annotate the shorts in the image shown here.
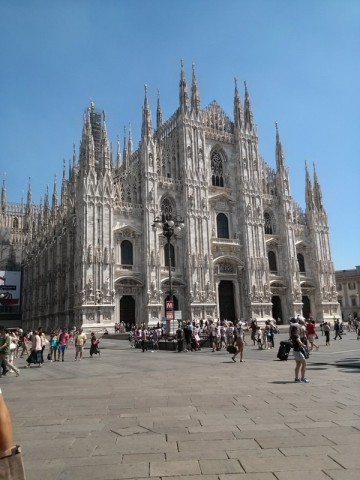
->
[75,345,84,353]
[293,350,305,361]
[307,335,314,343]
[58,344,67,354]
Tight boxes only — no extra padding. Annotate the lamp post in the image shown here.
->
[153,214,185,334]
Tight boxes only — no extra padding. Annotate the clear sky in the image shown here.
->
[0,0,359,270]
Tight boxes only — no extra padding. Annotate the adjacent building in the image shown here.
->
[0,63,340,331]
[335,266,360,320]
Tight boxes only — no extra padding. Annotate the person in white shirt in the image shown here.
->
[232,321,248,362]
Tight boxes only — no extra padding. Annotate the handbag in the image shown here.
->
[0,446,26,480]
[10,342,17,351]
[300,346,310,359]
[227,345,237,354]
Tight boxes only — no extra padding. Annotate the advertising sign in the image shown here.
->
[0,271,21,305]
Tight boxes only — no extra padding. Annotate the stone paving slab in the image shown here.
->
[199,459,244,475]
[275,472,331,480]
[279,445,338,456]
[240,454,342,473]
[254,434,335,449]
[59,462,149,480]
[324,470,360,480]
[219,475,277,480]
[150,460,201,477]
[178,439,260,452]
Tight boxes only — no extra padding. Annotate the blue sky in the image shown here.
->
[0,0,359,270]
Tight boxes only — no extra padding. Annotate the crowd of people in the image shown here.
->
[0,315,358,382]
[0,326,102,377]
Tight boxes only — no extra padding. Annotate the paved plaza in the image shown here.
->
[2,331,360,480]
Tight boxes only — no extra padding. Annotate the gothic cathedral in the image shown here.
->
[1,63,339,331]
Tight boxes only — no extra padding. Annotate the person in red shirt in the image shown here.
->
[57,328,69,362]
[305,320,319,351]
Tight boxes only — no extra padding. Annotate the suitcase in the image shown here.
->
[277,341,292,361]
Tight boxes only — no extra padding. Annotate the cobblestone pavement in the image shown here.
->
[2,331,360,480]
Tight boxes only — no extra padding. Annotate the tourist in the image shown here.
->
[26,329,42,368]
[0,327,20,377]
[141,327,149,352]
[334,319,342,340]
[90,332,101,357]
[74,328,87,361]
[9,330,19,362]
[18,331,30,358]
[306,319,319,351]
[57,328,69,362]
[290,323,310,383]
[38,327,46,364]
[250,320,257,345]
[226,322,235,346]
[150,327,159,352]
[49,331,58,361]
[68,329,74,346]
[176,326,183,352]
[232,321,248,362]
[323,322,331,345]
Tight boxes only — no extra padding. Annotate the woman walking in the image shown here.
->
[305,319,319,351]
[26,330,42,367]
[290,323,310,383]
[232,321,248,362]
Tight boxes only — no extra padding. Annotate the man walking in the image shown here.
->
[74,328,87,361]
[57,328,69,362]
[334,319,342,340]
[0,327,20,377]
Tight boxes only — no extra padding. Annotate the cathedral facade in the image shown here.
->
[1,64,340,331]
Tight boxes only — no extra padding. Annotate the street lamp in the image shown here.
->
[153,213,185,333]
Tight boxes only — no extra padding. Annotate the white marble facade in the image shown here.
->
[2,64,340,331]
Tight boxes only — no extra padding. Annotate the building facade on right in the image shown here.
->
[335,266,360,320]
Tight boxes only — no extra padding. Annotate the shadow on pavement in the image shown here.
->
[332,356,360,371]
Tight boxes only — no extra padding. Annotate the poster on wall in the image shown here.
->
[0,271,21,305]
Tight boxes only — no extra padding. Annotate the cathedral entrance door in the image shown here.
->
[120,296,136,328]
[271,296,283,323]
[302,296,311,319]
[218,281,236,322]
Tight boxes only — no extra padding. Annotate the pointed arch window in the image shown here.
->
[268,251,277,272]
[121,240,133,266]
[264,212,276,234]
[164,243,175,268]
[211,151,224,187]
[160,197,174,222]
[297,253,305,273]
[217,213,229,239]
[12,217,19,229]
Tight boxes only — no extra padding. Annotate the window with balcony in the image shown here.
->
[268,251,277,272]
[217,213,229,239]
[264,212,276,234]
[297,253,306,273]
[121,240,133,267]
[211,150,224,187]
